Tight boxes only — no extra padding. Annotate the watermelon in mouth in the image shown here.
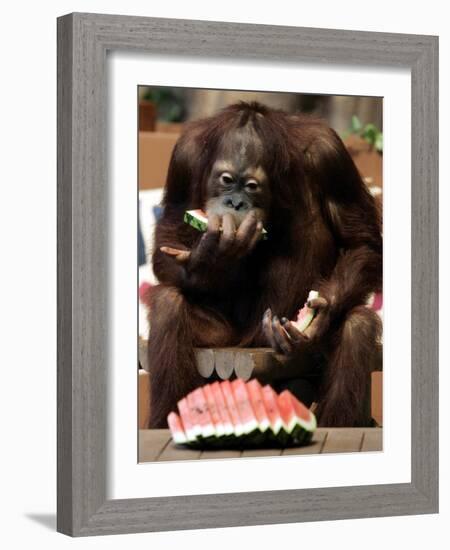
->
[184,209,268,240]
[167,379,316,449]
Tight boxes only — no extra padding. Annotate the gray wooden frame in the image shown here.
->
[57,12,438,537]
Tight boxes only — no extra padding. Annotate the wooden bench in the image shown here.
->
[138,345,382,429]
[138,427,383,462]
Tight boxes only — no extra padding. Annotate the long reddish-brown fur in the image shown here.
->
[146,101,382,428]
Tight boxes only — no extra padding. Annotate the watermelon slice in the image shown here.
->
[277,390,317,445]
[292,290,319,333]
[167,412,188,445]
[220,380,244,437]
[184,209,268,240]
[289,391,317,434]
[177,397,199,442]
[168,380,317,449]
[184,209,209,232]
[278,391,298,434]
[210,381,234,436]
[261,385,290,446]
[261,384,283,438]
[191,387,216,439]
[246,379,270,434]
[231,379,258,435]
[203,384,226,437]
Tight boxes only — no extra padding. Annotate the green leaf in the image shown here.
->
[362,124,378,146]
[375,132,383,152]
[350,115,363,133]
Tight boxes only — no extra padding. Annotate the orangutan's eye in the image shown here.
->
[245,180,259,191]
[220,173,234,185]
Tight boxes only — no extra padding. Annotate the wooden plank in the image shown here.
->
[371,371,383,426]
[192,346,322,383]
[158,441,202,462]
[139,428,382,462]
[138,370,150,429]
[199,449,242,460]
[361,428,383,452]
[138,337,148,371]
[282,428,328,455]
[241,448,282,458]
[195,348,215,378]
[138,429,171,462]
[252,348,317,383]
[139,131,179,189]
[321,428,365,454]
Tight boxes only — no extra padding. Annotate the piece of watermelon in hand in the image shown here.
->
[184,209,268,239]
[291,290,319,333]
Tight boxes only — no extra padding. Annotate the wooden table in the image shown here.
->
[139,427,382,462]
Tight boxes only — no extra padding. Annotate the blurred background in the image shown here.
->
[138,86,383,192]
[137,87,383,429]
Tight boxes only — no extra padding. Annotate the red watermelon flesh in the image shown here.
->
[221,380,244,437]
[277,390,298,433]
[168,381,316,448]
[287,390,317,432]
[231,379,258,435]
[177,397,200,442]
[167,411,188,444]
[210,381,234,435]
[261,385,283,435]
[190,388,215,438]
[278,390,317,434]
[203,383,226,437]
[246,379,270,433]
[186,392,205,440]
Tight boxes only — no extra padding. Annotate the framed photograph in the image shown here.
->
[136,86,384,462]
[57,13,438,536]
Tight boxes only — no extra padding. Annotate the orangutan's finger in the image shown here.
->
[160,246,191,263]
[282,320,310,345]
[263,308,282,353]
[272,315,293,355]
[307,296,328,310]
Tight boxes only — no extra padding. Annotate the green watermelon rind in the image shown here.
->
[180,409,316,449]
[293,310,315,332]
[184,210,208,232]
[184,422,315,450]
[184,209,268,240]
[293,290,320,332]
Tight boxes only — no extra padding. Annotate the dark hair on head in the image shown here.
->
[163,101,313,216]
[186,102,305,208]
[225,101,270,126]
